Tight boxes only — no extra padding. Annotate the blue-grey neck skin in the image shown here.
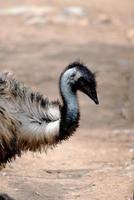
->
[60,68,78,121]
[58,68,80,141]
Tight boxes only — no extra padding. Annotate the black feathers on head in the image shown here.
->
[66,61,97,87]
[67,61,86,69]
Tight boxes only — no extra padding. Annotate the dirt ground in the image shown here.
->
[0,0,134,199]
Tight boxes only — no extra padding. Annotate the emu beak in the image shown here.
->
[81,87,99,104]
[93,96,99,105]
[88,89,99,105]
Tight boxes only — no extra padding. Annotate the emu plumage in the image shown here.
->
[0,62,99,169]
[0,72,61,166]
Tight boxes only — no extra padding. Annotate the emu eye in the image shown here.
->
[71,73,76,78]
[78,77,84,82]
[78,77,86,86]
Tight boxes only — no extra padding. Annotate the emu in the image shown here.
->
[0,62,99,200]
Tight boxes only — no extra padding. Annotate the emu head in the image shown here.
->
[62,62,99,104]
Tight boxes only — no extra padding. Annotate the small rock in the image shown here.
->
[34,191,42,197]
[112,129,134,135]
[98,13,111,24]
[53,15,88,26]
[120,108,129,119]
[126,28,134,43]
[129,148,134,153]
[45,170,52,174]
[62,6,87,17]
[0,7,28,16]
[0,6,54,17]
[2,172,7,176]
[14,188,19,191]
[26,16,48,25]
[93,13,112,25]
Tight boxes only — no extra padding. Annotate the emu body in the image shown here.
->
[0,62,99,168]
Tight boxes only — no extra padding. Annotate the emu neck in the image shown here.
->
[59,69,80,141]
[62,81,78,120]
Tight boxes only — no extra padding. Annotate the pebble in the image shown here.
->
[1,172,7,176]
[0,6,54,17]
[26,16,48,25]
[126,28,134,43]
[53,15,88,26]
[62,6,87,17]
[34,191,42,197]
[112,129,134,135]
[93,13,112,26]
[0,6,89,26]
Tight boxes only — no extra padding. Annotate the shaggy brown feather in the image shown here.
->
[0,73,60,167]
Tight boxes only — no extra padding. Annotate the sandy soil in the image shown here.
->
[0,0,134,200]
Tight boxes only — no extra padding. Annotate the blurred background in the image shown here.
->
[0,1,134,200]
